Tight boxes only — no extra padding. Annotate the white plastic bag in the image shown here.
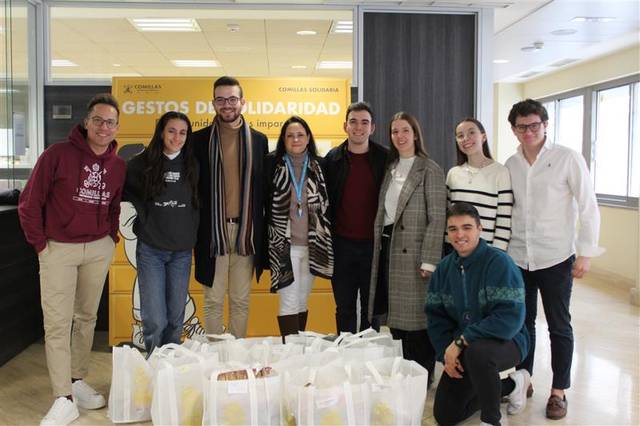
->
[363,357,429,426]
[203,367,282,426]
[337,335,403,362]
[283,364,370,426]
[107,345,153,423]
[150,346,218,426]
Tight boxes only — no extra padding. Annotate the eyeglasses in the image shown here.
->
[514,121,543,133]
[214,96,241,106]
[90,116,118,129]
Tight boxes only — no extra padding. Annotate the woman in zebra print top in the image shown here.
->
[264,116,333,341]
[446,118,513,251]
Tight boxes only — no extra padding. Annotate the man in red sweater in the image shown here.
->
[19,93,126,426]
[324,102,388,333]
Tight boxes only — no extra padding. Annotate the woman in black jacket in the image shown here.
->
[124,111,199,355]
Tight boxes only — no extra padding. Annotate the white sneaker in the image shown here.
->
[507,369,531,415]
[40,397,79,426]
[71,380,106,409]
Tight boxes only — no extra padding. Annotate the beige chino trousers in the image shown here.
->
[38,235,115,397]
[203,222,253,338]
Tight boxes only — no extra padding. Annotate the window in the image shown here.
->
[543,95,584,154]
[593,85,631,197]
[538,75,640,208]
[0,0,39,190]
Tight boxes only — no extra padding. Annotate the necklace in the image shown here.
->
[463,158,492,184]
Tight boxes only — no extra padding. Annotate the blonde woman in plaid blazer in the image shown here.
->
[368,111,447,386]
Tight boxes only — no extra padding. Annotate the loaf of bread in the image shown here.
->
[216,366,273,381]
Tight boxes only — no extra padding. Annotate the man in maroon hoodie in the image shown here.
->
[19,93,126,426]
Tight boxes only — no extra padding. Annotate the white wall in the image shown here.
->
[492,82,523,163]
[494,45,640,287]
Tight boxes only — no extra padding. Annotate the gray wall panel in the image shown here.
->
[363,12,476,172]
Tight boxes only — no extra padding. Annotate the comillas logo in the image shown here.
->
[134,84,161,90]
[128,83,162,94]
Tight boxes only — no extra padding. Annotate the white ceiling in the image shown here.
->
[493,0,640,82]
[26,0,640,83]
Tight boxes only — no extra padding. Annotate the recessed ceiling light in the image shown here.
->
[571,16,615,23]
[316,61,352,70]
[493,59,510,64]
[521,41,544,52]
[332,20,353,34]
[51,59,78,67]
[129,18,200,32]
[296,30,317,36]
[227,24,240,32]
[291,65,307,69]
[171,60,220,68]
[113,63,121,67]
[551,28,577,36]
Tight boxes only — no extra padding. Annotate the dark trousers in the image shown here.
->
[517,256,574,390]
[390,328,436,385]
[434,339,521,426]
[331,236,374,333]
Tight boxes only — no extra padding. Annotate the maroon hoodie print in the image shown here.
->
[18,124,126,253]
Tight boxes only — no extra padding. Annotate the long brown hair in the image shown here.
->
[387,111,428,165]
[454,117,493,166]
[141,111,199,208]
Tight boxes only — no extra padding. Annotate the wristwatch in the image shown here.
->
[454,336,465,349]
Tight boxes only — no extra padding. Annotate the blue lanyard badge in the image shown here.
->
[284,153,309,217]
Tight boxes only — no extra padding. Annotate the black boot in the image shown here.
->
[277,314,299,344]
[298,311,308,331]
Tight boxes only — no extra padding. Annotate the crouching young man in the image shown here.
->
[425,202,530,426]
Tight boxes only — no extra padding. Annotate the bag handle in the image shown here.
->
[350,327,378,339]
[246,369,258,426]
[153,343,201,360]
[344,382,356,426]
[206,333,236,341]
[307,336,326,353]
[365,361,385,385]
[391,356,403,376]
[341,334,390,348]
[159,360,179,425]
[122,347,132,420]
[206,369,221,426]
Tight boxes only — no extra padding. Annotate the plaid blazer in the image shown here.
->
[368,156,447,330]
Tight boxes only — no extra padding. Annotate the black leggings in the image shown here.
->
[433,338,521,426]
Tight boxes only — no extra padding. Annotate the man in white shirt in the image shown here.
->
[505,99,603,420]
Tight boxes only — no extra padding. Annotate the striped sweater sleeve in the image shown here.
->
[493,167,513,251]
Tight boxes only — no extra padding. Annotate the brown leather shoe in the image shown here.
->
[546,395,568,419]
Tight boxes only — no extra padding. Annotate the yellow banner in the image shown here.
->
[112,77,350,139]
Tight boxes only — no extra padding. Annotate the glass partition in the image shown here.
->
[0,0,36,190]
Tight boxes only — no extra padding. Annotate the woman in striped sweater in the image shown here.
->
[446,118,513,251]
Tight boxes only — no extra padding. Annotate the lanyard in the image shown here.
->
[284,153,309,217]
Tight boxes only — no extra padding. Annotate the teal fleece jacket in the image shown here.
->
[425,238,529,362]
